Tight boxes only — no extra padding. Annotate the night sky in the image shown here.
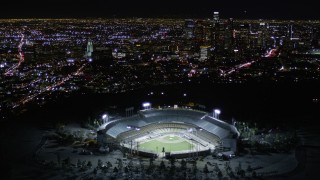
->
[1,0,319,19]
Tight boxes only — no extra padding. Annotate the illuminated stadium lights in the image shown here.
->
[143,102,151,107]
[102,114,108,123]
[214,109,221,119]
[142,102,151,109]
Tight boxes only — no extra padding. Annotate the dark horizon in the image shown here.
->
[1,0,319,20]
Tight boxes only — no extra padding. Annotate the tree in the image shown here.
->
[77,159,82,168]
[93,167,97,175]
[56,153,61,167]
[113,166,118,173]
[224,161,231,173]
[217,170,223,179]
[247,164,252,172]
[140,161,145,171]
[87,160,92,169]
[214,163,220,173]
[134,166,139,174]
[149,157,154,166]
[236,161,242,174]
[146,158,155,175]
[128,160,133,171]
[62,157,70,168]
[97,159,103,169]
[192,160,197,176]
[252,170,257,178]
[81,160,87,170]
[107,161,112,169]
[180,159,187,171]
[229,171,235,178]
[124,166,129,174]
[117,158,123,171]
[169,163,176,177]
[102,166,108,174]
[159,160,166,171]
[239,169,246,178]
[203,164,209,178]
[170,157,176,167]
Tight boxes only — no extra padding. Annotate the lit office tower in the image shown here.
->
[86,39,94,58]
[184,19,195,39]
[212,11,221,48]
[289,24,294,39]
[200,46,211,61]
[224,18,234,50]
[213,12,220,27]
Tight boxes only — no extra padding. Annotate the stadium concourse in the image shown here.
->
[97,107,240,159]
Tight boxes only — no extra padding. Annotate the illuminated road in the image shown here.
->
[4,33,25,76]
[264,48,279,58]
[221,48,281,77]
[12,62,87,108]
[3,30,90,109]
[221,61,255,77]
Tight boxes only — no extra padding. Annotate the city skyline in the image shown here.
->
[1,17,319,121]
[0,3,319,179]
[1,0,319,19]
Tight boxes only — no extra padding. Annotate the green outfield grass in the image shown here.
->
[139,135,193,153]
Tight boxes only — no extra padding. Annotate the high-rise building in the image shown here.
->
[194,20,212,45]
[213,11,220,27]
[212,11,221,49]
[184,19,195,39]
[224,18,235,50]
[199,45,211,61]
[86,39,94,58]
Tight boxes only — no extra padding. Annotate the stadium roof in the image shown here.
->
[104,108,240,139]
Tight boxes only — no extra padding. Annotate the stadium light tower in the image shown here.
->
[214,109,221,119]
[142,102,151,110]
[102,114,108,123]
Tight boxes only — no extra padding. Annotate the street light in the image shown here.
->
[214,109,221,119]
